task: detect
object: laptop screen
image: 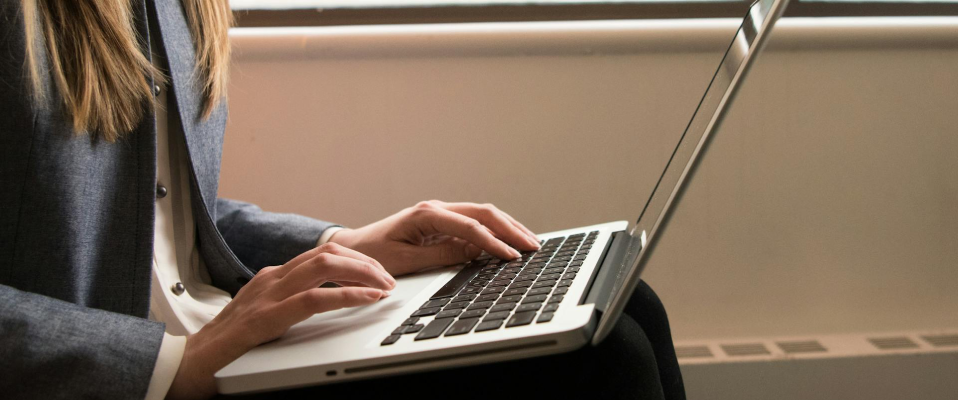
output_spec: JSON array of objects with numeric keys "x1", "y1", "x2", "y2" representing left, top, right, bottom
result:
[{"x1": 593, "y1": 0, "x2": 789, "y2": 344}]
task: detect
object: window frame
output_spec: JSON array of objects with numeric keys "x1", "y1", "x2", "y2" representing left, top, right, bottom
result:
[{"x1": 233, "y1": 1, "x2": 958, "y2": 28}]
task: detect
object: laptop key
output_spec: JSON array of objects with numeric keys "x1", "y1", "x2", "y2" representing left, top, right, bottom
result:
[
  {"x1": 411, "y1": 307, "x2": 441, "y2": 317},
  {"x1": 484, "y1": 311, "x2": 511, "y2": 321},
  {"x1": 528, "y1": 287, "x2": 552, "y2": 296},
  {"x1": 435, "y1": 309, "x2": 462, "y2": 319},
  {"x1": 500, "y1": 295, "x2": 523, "y2": 303},
  {"x1": 422, "y1": 298, "x2": 450, "y2": 309},
  {"x1": 537, "y1": 312, "x2": 555, "y2": 323},
  {"x1": 521, "y1": 295, "x2": 548, "y2": 304},
  {"x1": 553, "y1": 287, "x2": 569, "y2": 296},
  {"x1": 476, "y1": 294, "x2": 499, "y2": 303},
  {"x1": 509, "y1": 281, "x2": 533, "y2": 289},
  {"x1": 475, "y1": 320, "x2": 504, "y2": 332},
  {"x1": 461, "y1": 287, "x2": 482, "y2": 295},
  {"x1": 445, "y1": 318, "x2": 481, "y2": 336},
  {"x1": 467, "y1": 301, "x2": 494, "y2": 311},
  {"x1": 557, "y1": 279, "x2": 574, "y2": 287},
  {"x1": 415, "y1": 318, "x2": 455, "y2": 340},
  {"x1": 531, "y1": 281, "x2": 556, "y2": 289},
  {"x1": 430, "y1": 261, "x2": 486, "y2": 300},
  {"x1": 444, "y1": 301, "x2": 470, "y2": 310},
  {"x1": 504, "y1": 288, "x2": 527, "y2": 297},
  {"x1": 401, "y1": 317, "x2": 419, "y2": 326},
  {"x1": 506, "y1": 311, "x2": 537, "y2": 327},
  {"x1": 548, "y1": 295, "x2": 564, "y2": 304},
  {"x1": 516, "y1": 303, "x2": 542, "y2": 313},
  {"x1": 460, "y1": 309, "x2": 487, "y2": 319},
  {"x1": 405, "y1": 324, "x2": 425, "y2": 334},
  {"x1": 490, "y1": 303, "x2": 517, "y2": 313},
  {"x1": 392, "y1": 326, "x2": 407, "y2": 335},
  {"x1": 381, "y1": 335, "x2": 402, "y2": 345},
  {"x1": 543, "y1": 303, "x2": 560, "y2": 313}
]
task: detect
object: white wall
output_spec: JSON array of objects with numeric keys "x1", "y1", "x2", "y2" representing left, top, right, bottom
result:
[{"x1": 221, "y1": 18, "x2": 958, "y2": 341}]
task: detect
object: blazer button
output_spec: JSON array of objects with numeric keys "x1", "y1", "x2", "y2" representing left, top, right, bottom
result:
[
  {"x1": 171, "y1": 282, "x2": 185, "y2": 296},
  {"x1": 156, "y1": 184, "x2": 168, "y2": 199},
  {"x1": 153, "y1": 84, "x2": 162, "y2": 96}
]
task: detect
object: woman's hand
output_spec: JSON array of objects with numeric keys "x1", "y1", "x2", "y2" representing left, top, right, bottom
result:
[
  {"x1": 166, "y1": 243, "x2": 395, "y2": 400},
  {"x1": 329, "y1": 200, "x2": 540, "y2": 277}
]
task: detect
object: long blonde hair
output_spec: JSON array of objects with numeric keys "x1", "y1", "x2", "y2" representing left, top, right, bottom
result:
[{"x1": 22, "y1": 0, "x2": 232, "y2": 142}]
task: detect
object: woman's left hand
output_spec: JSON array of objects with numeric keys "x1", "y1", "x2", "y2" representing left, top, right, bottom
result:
[{"x1": 329, "y1": 200, "x2": 540, "y2": 277}]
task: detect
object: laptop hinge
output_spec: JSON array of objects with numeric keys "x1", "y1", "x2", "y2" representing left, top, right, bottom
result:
[{"x1": 580, "y1": 230, "x2": 629, "y2": 313}]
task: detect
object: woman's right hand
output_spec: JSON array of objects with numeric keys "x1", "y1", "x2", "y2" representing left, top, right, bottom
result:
[{"x1": 166, "y1": 243, "x2": 395, "y2": 400}]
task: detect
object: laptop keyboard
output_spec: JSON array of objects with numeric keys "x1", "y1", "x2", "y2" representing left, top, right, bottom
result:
[{"x1": 381, "y1": 231, "x2": 598, "y2": 346}]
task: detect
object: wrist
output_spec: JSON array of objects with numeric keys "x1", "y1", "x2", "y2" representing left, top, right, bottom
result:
[{"x1": 167, "y1": 324, "x2": 248, "y2": 400}]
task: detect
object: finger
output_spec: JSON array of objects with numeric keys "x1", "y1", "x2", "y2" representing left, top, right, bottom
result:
[
  {"x1": 276, "y1": 287, "x2": 386, "y2": 327},
  {"x1": 441, "y1": 203, "x2": 539, "y2": 251},
  {"x1": 276, "y1": 242, "x2": 390, "y2": 280},
  {"x1": 497, "y1": 208, "x2": 540, "y2": 243},
  {"x1": 395, "y1": 239, "x2": 482, "y2": 273},
  {"x1": 279, "y1": 252, "x2": 395, "y2": 297},
  {"x1": 414, "y1": 205, "x2": 521, "y2": 260}
]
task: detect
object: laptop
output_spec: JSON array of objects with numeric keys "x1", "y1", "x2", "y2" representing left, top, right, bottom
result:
[{"x1": 216, "y1": 0, "x2": 789, "y2": 393}]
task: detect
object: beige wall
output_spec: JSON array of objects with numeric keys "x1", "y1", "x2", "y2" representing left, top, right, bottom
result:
[{"x1": 221, "y1": 18, "x2": 958, "y2": 341}]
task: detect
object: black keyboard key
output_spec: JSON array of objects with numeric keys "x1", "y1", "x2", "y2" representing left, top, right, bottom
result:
[
  {"x1": 557, "y1": 279, "x2": 574, "y2": 287},
  {"x1": 381, "y1": 335, "x2": 401, "y2": 345},
  {"x1": 509, "y1": 281, "x2": 534, "y2": 289},
  {"x1": 553, "y1": 287, "x2": 569, "y2": 295},
  {"x1": 537, "y1": 312, "x2": 555, "y2": 323},
  {"x1": 500, "y1": 295, "x2": 523, "y2": 303},
  {"x1": 436, "y1": 309, "x2": 462, "y2": 319},
  {"x1": 415, "y1": 318, "x2": 455, "y2": 340},
  {"x1": 504, "y1": 287, "x2": 528, "y2": 296},
  {"x1": 562, "y1": 273, "x2": 577, "y2": 280},
  {"x1": 543, "y1": 303, "x2": 560, "y2": 313},
  {"x1": 405, "y1": 323, "x2": 425, "y2": 333},
  {"x1": 402, "y1": 317, "x2": 419, "y2": 326},
  {"x1": 431, "y1": 261, "x2": 486, "y2": 300},
  {"x1": 481, "y1": 286, "x2": 506, "y2": 295},
  {"x1": 542, "y1": 268, "x2": 565, "y2": 275},
  {"x1": 445, "y1": 318, "x2": 481, "y2": 336},
  {"x1": 528, "y1": 287, "x2": 552, "y2": 296},
  {"x1": 522, "y1": 295, "x2": 548, "y2": 304},
  {"x1": 422, "y1": 298, "x2": 450, "y2": 309},
  {"x1": 574, "y1": 255, "x2": 588, "y2": 261},
  {"x1": 514, "y1": 274, "x2": 536, "y2": 282},
  {"x1": 516, "y1": 302, "x2": 542, "y2": 313},
  {"x1": 444, "y1": 301, "x2": 470, "y2": 310},
  {"x1": 467, "y1": 301, "x2": 494, "y2": 311},
  {"x1": 476, "y1": 294, "x2": 499, "y2": 302},
  {"x1": 539, "y1": 273, "x2": 562, "y2": 281},
  {"x1": 487, "y1": 279, "x2": 511, "y2": 287},
  {"x1": 460, "y1": 309, "x2": 487, "y2": 319},
  {"x1": 411, "y1": 307, "x2": 441, "y2": 317},
  {"x1": 475, "y1": 320, "x2": 503, "y2": 332},
  {"x1": 484, "y1": 311, "x2": 511, "y2": 321},
  {"x1": 506, "y1": 311, "x2": 537, "y2": 327},
  {"x1": 566, "y1": 267, "x2": 580, "y2": 273},
  {"x1": 461, "y1": 287, "x2": 483, "y2": 295},
  {"x1": 452, "y1": 294, "x2": 476, "y2": 303},
  {"x1": 490, "y1": 303, "x2": 517, "y2": 312},
  {"x1": 548, "y1": 295, "x2": 564, "y2": 303},
  {"x1": 532, "y1": 281, "x2": 557, "y2": 289},
  {"x1": 392, "y1": 326, "x2": 407, "y2": 335}
]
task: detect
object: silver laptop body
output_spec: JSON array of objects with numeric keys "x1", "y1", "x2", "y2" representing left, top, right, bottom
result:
[{"x1": 216, "y1": 0, "x2": 789, "y2": 393}]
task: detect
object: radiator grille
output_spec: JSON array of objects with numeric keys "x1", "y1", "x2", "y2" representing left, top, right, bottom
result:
[
  {"x1": 922, "y1": 334, "x2": 958, "y2": 347},
  {"x1": 869, "y1": 337, "x2": 920, "y2": 350},
  {"x1": 777, "y1": 340, "x2": 827, "y2": 354},
  {"x1": 675, "y1": 345, "x2": 713, "y2": 358},
  {"x1": 721, "y1": 343, "x2": 770, "y2": 356}
]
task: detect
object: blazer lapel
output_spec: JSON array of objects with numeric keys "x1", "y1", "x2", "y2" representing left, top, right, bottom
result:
[{"x1": 149, "y1": 0, "x2": 229, "y2": 214}]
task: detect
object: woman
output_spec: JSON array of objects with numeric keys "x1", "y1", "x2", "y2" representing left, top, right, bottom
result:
[{"x1": 0, "y1": 1, "x2": 685, "y2": 399}]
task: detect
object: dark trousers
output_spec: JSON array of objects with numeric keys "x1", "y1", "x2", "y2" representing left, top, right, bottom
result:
[{"x1": 233, "y1": 280, "x2": 685, "y2": 400}]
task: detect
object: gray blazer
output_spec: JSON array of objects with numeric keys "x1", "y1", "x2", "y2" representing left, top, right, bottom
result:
[{"x1": 0, "y1": 0, "x2": 337, "y2": 398}]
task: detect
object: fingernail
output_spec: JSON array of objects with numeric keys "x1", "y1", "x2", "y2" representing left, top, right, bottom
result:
[
  {"x1": 365, "y1": 289, "x2": 383, "y2": 300},
  {"x1": 510, "y1": 249, "x2": 521, "y2": 259},
  {"x1": 527, "y1": 236, "x2": 540, "y2": 249},
  {"x1": 381, "y1": 290, "x2": 391, "y2": 298}
]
